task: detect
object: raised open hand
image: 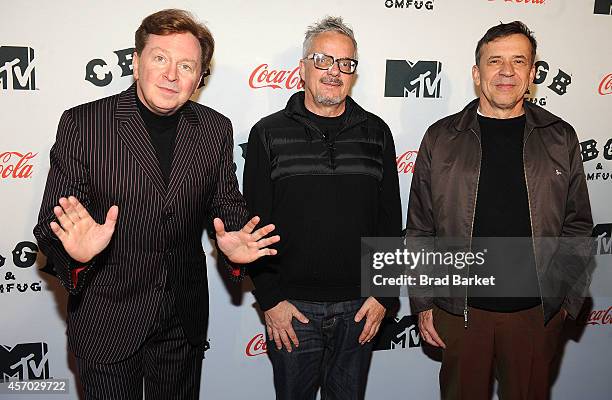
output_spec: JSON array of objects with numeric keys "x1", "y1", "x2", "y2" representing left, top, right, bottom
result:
[
  {"x1": 214, "y1": 216, "x2": 280, "y2": 264},
  {"x1": 49, "y1": 196, "x2": 118, "y2": 263}
]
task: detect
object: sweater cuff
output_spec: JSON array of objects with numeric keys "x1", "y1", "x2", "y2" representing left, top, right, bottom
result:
[
  {"x1": 374, "y1": 296, "x2": 399, "y2": 311},
  {"x1": 253, "y1": 287, "x2": 286, "y2": 312}
]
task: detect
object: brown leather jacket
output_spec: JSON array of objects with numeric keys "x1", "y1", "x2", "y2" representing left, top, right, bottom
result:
[{"x1": 406, "y1": 99, "x2": 593, "y2": 325}]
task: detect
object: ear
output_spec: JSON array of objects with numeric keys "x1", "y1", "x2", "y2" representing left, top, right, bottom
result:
[
  {"x1": 132, "y1": 52, "x2": 140, "y2": 80},
  {"x1": 299, "y1": 59, "x2": 306, "y2": 82},
  {"x1": 472, "y1": 64, "x2": 480, "y2": 87},
  {"x1": 528, "y1": 62, "x2": 536, "y2": 85}
]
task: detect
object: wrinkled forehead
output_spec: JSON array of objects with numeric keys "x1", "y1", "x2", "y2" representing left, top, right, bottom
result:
[{"x1": 481, "y1": 34, "x2": 533, "y2": 61}]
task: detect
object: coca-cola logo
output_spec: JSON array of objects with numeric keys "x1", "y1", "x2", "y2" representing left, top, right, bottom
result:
[
  {"x1": 249, "y1": 64, "x2": 303, "y2": 90},
  {"x1": 245, "y1": 333, "x2": 267, "y2": 357},
  {"x1": 396, "y1": 150, "x2": 418, "y2": 174},
  {"x1": 0, "y1": 152, "x2": 37, "y2": 179},
  {"x1": 598, "y1": 74, "x2": 612, "y2": 96},
  {"x1": 583, "y1": 306, "x2": 612, "y2": 326}
]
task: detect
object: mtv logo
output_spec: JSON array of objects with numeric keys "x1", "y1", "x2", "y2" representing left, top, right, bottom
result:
[
  {"x1": 373, "y1": 315, "x2": 421, "y2": 351},
  {"x1": 0, "y1": 342, "x2": 50, "y2": 382},
  {"x1": 592, "y1": 223, "x2": 612, "y2": 255},
  {"x1": 385, "y1": 60, "x2": 442, "y2": 98},
  {"x1": 0, "y1": 46, "x2": 36, "y2": 90},
  {"x1": 594, "y1": 0, "x2": 612, "y2": 15}
]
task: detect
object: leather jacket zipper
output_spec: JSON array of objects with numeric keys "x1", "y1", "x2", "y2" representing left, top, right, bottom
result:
[
  {"x1": 522, "y1": 126, "x2": 546, "y2": 319},
  {"x1": 466, "y1": 128, "x2": 483, "y2": 328}
]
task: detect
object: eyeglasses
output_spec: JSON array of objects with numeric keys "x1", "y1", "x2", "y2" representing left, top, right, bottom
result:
[{"x1": 304, "y1": 53, "x2": 358, "y2": 74}]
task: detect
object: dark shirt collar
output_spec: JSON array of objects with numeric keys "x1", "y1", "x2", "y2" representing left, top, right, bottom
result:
[{"x1": 304, "y1": 106, "x2": 346, "y2": 124}]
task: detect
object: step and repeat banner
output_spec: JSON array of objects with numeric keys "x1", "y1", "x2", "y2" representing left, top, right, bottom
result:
[{"x1": 1, "y1": 1, "x2": 611, "y2": 399}]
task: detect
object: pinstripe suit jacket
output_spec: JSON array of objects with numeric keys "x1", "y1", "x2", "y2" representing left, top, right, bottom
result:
[{"x1": 34, "y1": 83, "x2": 248, "y2": 363}]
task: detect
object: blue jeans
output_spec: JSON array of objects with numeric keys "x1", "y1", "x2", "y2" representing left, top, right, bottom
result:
[{"x1": 267, "y1": 299, "x2": 373, "y2": 400}]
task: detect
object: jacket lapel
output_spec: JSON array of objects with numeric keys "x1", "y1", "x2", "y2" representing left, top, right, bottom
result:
[
  {"x1": 165, "y1": 102, "x2": 200, "y2": 206},
  {"x1": 115, "y1": 84, "x2": 166, "y2": 197}
]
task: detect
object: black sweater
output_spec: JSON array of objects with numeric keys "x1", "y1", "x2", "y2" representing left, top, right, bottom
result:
[
  {"x1": 469, "y1": 113, "x2": 541, "y2": 312},
  {"x1": 243, "y1": 92, "x2": 402, "y2": 311}
]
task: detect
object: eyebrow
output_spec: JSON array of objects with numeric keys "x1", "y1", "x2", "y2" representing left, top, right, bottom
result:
[
  {"x1": 150, "y1": 47, "x2": 198, "y2": 64},
  {"x1": 487, "y1": 55, "x2": 528, "y2": 60}
]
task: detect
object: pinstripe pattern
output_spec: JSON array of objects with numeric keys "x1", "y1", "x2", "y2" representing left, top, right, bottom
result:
[
  {"x1": 76, "y1": 291, "x2": 203, "y2": 400},
  {"x1": 34, "y1": 83, "x2": 248, "y2": 364}
]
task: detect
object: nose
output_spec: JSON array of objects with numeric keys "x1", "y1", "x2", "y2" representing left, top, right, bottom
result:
[
  {"x1": 499, "y1": 60, "x2": 514, "y2": 77},
  {"x1": 163, "y1": 63, "x2": 178, "y2": 81},
  {"x1": 326, "y1": 61, "x2": 341, "y2": 76}
]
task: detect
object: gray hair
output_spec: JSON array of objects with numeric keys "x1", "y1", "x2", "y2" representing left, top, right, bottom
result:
[{"x1": 302, "y1": 16, "x2": 358, "y2": 59}]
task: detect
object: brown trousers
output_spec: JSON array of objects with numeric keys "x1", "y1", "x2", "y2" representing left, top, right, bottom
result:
[{"x1": 433, "y1": 305, "x2": 565, "y2": 400}]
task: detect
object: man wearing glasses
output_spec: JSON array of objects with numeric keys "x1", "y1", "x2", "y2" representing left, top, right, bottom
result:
[{"x1": 243, "y1": 16, "x2": 401, "y2": 400}]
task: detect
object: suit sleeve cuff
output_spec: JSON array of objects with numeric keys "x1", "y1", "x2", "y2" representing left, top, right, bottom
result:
[{"x1": 218, "y1": 251, "x2": 245, "y2": 282}]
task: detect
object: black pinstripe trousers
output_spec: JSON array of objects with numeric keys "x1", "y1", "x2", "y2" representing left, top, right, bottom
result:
[{"x1": 76, "y1": 290, "x2": 204, "y2": 400}]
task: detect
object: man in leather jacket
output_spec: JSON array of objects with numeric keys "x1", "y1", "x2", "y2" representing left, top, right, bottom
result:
[{"x1": 406, "y1": 21, "x2": 593, "y2": 400}]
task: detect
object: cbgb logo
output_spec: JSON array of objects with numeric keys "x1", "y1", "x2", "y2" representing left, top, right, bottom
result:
[
  {"x1": 0, "y1": 241, "x2": 39, "y2": 270},
  {"x1": 581, "y1": 138, "x2": 612, "y2": 163},
  {"x1": 530, "y1": 60, "x2": 571, "y2": 96},
  {"x1": 85, "y1": 47, "x2": 135, "y2": 87},
  {"x1": 579, "y1": 138, "x2": 612, "y2": 182},
  {"x1": 12, "y1": 241, "x2": 38, "y2": 269}
]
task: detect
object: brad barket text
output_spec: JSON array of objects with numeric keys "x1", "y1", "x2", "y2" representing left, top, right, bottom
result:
[{"x1": 372, "y1": 274, "x2": 496, "y2": 287}]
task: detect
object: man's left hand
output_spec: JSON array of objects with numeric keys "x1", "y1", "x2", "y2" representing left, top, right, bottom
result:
[
  {"x1": 214, "y1": 216, "x2": 280, "y2": 264},
  {"x1": 354, "y1": 297, "x2": 386, "y2": 345}
]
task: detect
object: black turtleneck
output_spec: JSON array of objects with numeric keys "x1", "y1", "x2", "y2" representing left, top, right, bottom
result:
[{"x1": 136, "y1": 96, "x2": 180, "y2": 185}]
